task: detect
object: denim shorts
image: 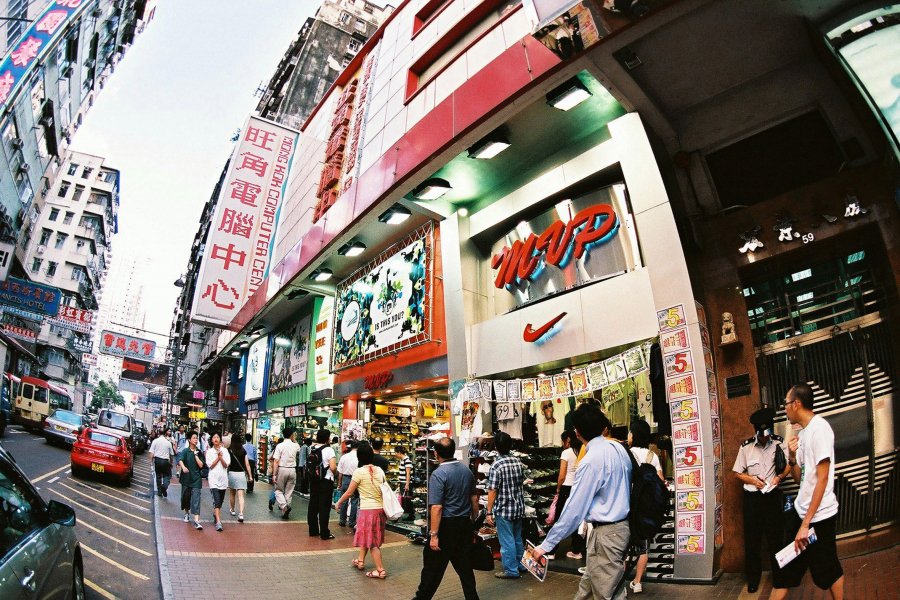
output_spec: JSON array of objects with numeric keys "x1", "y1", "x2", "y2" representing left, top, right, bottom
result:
[{"x1": 210, "y1": 488, "x2": 226, "y2": 509}]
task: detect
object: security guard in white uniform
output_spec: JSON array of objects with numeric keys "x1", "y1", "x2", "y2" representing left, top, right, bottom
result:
[{"x1": 732, "y1": 408, "x2": 792, "y2": 594}]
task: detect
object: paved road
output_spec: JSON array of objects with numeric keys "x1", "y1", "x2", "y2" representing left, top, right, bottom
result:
[{"x1": 1, "y1": 425, "x2": 161, "y2": 600}]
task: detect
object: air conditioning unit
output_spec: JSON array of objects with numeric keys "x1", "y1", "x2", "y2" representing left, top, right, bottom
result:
[
  {"x1": 37, "y1": 245, "x2": 45, "y2": 254},
  {"x1": 83, "y1": 58, "x2": 95, "y2": 69},
  {"x1": 91, "y1": 8, "x2": 103, "y2": 18},
  {"x1": 62, "y1": 66, "x2": 73, "y2": 79},
  {"x1": 10, "y1": 138, "x2": 23, "y2": 150}
]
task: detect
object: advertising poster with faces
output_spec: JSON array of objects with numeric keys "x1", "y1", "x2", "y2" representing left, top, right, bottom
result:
[
  {"x1": 245, "y1": 336, "x2": 268, "y2": 401},
  {"x1": 269, "y1": 314, "x2": 312, "y2": 392}
]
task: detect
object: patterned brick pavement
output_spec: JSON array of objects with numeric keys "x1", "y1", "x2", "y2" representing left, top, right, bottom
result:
[{"x1": 155, "y1": 476, "x2": 898, "y2": 600}]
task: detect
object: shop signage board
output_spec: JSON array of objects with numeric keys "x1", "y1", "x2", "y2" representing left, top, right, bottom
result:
[
  {"x1": 188, "y1": 411, "x2": 207, "y2": 419},
  {"x1": 314, "y1": 297, "x2": 334, "y2": 391},
  {"x1": 269, "y1": 313, "x2": 312, "y2": 393},
  {"x1": 247, "y1": 408, "x2": 259, "y2": 420},
  {"x1": 364, "y1": 371, "x2": 393, "y2": 390},
  {"x1": 1, "y1": 305, "x2": 44, "y2": 322},
  {"x1": 192, "y1": 115, "x2": 300, "y2": 327},
  {"x1": 284, "y1": 404, "x2": 307, "y2": 418},
  {"x1": 99, "y1": 330, "x2": 156, "y2": 360},
  {"x1": 171, "y1": 404, "x2": 180, "y2": 416},
  {"x1": 193, "y1": 390, "x2": 205, "y2": 400},
  {"x1": 81, "y1": 353, "x2": 97, "y2": 366},
  {"x1": 121, "y1": 358, "x2": 171, "y2": 386},
  {"x1": 0, "y1": 241, "x2": 13, "y2": 281},
  {"x1": 3, "y1": 324, "x2": 36, "y2": 342},
  {"x1": 48, "y1": 305, "x2": 93, "y2": 334},
  {"x1": 245, "y1": 336, "x2": 267, "y2": 401},
  {"x1": 0, "y1": 277, "x2": 61, "y2": 317},
  {"x1": 72, "y1": 336, "x2": 92, "y2": 353},
  {"x1": 489, "y1": 186, "x2": 639, "y2": 309},
  {"x1": 332, "y1": 225, "x2": 432, "y2": 370}
]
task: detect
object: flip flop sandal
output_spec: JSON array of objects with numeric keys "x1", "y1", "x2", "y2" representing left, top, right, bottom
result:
[
  {"x1": 351, "y1": 559, "x2": 365, "y2": 570},
  {"x1": 366, "y1": 569, "x2": 386, "y2": 579}
]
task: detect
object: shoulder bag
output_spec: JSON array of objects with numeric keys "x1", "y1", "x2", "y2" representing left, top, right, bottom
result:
[{"x1": 369, "y1": 466, "x2": 404, "y2": 519}]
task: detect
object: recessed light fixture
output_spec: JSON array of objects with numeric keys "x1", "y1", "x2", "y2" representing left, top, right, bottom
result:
[
  {"x1": 384, "y1": 389, "x2": 392, "y2": 393},
  {"x1": 458, "y1": 207, "x2": 468, "y2": 217},
  {"x1": 310, "y1": 268, "x2": 333, "y2": 282},
  {"x1": 467, "y1": 130, "x2": 511, "y2": 160},
  {"x1": 412, "y1": 178, "x2": 451, "y2": 201},
  {"x1": 538, "y1": 373, "x2": 546, "y2": 377},
  {"x1": 338, "y1": 240, "x2": 366, "y2": 256},
  {"x1": 230, "y1": 351, "x2": 240, "y2": 357},
  {"x1": 239, "y1": 342, "x2": 249, "y2": 349},
  {"x1": 378, "y1": 204, "x2": 412, "y2": 225},
  {"x1": 546, "y1": 77, "x2": 592, "y2": 111}
]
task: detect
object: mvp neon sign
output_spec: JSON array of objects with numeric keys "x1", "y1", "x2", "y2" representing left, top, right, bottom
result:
[{"x1": 490, "y1": 204, "x2": 618, "y2": 289}]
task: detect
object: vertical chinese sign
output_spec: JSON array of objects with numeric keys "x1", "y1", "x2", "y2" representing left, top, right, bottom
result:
[{"x1": 192, "y1": 116, "x2": 300, "y2": 327}]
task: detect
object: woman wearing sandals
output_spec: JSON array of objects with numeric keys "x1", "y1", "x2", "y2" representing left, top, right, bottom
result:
[
  {"x1": 334, "y1": 442, "x2": 388, "y2": 579},
  {"x1": 227, "y1": 433, "x2": 252, "y2": 522}
]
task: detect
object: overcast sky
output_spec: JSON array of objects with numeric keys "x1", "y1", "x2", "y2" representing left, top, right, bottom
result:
[{"x1": 71, "y1": 0, "x2": 319, "y2": 344}]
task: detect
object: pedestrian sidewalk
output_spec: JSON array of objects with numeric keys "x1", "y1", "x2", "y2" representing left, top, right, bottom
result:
[{"x1": 153, "y1": 476, "x2": 898, "y2": 600}]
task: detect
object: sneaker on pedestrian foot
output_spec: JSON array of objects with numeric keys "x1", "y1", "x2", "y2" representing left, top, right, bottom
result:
[
  {"x1": 230, "y1": 509, "x2": 236, "y2": 516},
  {"x1": 269, "y1": 500, "x2": 274, "y2": 511},
  {"x1": 630, "y1": 581, "x2": 642, "y2": 594},
  {"x1": 238, "y1": 515, "x2": 244, "y2": 523},
  {"x1": 194, "y1": 522, "x2": 203, "y2": 531},
  {"x1": 163, "y1": 490, "x2": 168, "y2": 498},
  {"x1": 578, "y1": 567, "x2": 586, "y2": 575},
  {"x1": 183, "y1": 514, "x2": 190, "y2": 523},
  {"x1": 216, "y1": 522, "x2": 223, "y2": 532}
]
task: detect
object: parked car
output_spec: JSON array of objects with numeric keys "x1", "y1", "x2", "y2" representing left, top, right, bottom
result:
[
  {"x1": 43, "y1": 409, "x2": 89, "y2": 446},
  {"x1": 71, "y1": 428, "x2": 134, "y2": 486},
  {"x1": 133, "y1": 420, "x2": 149, "y2": 454},
  {"x1": 0, "y1": 441, "x2": 84, "y2": 599},
  {"x1": 94, "y1": 409, "x2": 135, "y2": 452},
  {"x1": 0, "y1": 373, "x2": 16, "y2": 438}
]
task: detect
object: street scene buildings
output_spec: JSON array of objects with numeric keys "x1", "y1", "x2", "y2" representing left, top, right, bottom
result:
[{"x1": 1, "y1": 1, "x2": 899, "y2": 600}]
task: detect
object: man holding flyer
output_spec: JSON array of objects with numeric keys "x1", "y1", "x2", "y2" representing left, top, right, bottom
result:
[
  {"x1": 771, "y1": 383, "x2": 844, "y2": 600},
  {"x1": 532, "y1": 405, "x2": 631, "y2": 599}
]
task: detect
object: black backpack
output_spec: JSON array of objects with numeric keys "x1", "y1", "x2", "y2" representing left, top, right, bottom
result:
[
  {"x1": 305, "y1": 444, "x2": 328, "y2": 481},
  {"x1": 621, "y1": 443, "x2": 669, "y2": 542}
]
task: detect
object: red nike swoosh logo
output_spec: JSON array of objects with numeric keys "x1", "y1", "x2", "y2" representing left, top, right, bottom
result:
[{"x1": 523, "y1": 312, "x2": 567, "y2": 342}]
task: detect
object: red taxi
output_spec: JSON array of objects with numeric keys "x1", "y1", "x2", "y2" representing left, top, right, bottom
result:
[{"x1": 71, "y1": 427, "x2": 134, "y2": 485}]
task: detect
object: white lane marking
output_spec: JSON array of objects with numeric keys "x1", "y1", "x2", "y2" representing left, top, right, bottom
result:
[
  {"x1": 31, "y1": 464, "x2": 70, "y2": 483},
  {"x1": 82, "y1": 544, "x2": 150, "y2": 580},
  {"x1": 43, "y1": 488, "x2": 149, "y2": 536},
  {"x1": 48, "y1": 476, "x2": 59, "y2": 483},
  {"x1": 77, "y1": 519, "x2": 152, "y2": 556},
  {"x1": 84, "y1": 479, "x2": 151, "y2": 504},
  {"x1": 66, "y1": 469, "x2": 71, "y2": 474},
  {"x1": 57, "y1": 482, "x2": 151, "y2": 523},
  {"x1": 69, "y1": 480, "x2": 151, "y2": 511},
  {"x1": 85, "y1": 578, "x2": 121, "y2": 600}
]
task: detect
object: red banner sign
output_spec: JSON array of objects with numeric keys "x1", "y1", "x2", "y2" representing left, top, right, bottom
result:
[
  {"x1": 50, "y1": 305, "x2": 93, "y2": 333},
  {"x1": 364, "y1": 371, "x2": 393, "y2": 390}
]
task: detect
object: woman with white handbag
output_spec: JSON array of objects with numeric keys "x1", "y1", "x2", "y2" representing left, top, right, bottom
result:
[{"x1": 335, "y1": 442, "x2": 401, "y2": 579}]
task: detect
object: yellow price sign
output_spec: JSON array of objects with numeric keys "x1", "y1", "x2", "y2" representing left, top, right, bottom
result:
[{"x1": 188, "y1": 411, "x2": 207, "y2": 419}]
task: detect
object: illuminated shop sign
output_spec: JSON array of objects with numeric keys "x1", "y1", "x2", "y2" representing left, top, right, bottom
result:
[{"x1": 489, "y1": 183, "x2": 640, "y2": 308}]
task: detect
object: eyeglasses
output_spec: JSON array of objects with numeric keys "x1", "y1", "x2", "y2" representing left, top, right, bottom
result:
[{"x1": 783, "y1": 399, "x2": 798, "y2": 409}]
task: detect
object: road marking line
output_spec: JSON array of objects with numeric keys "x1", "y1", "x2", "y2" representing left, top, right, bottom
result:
[
  {"x1": 48, "y1": 476, "x2": 59, "y2": 483},
  {"x1": 31, "y1": 464, "x2": 70, "y2": 483},
  {"x1": 86, "y1": 480, "x2": 151, "y2": 504},
  {"x1": 70, "y1": 481, "x2": 151, "y2": 511},
  {"x1": 167, "y1": 540, "x2": 409, "y2": 558},
  {"x1": 82, "y1": 544, "x2": 150, "y2": 580},
  {"x1": 84, "y1": 578, "x2": 120, "y2": 600},
  {"x1": 66, "y1": 469, "x2": 71, "y2": 474},
  {"x1": 78, "y1": 519, "x2": 152, "y2": 556},
  {"x1": 43, "y1": 489, "x2": 149, "y2": 536},
  {"x1": 58, "y1": 482, "x2": 151, "y2": 523}
]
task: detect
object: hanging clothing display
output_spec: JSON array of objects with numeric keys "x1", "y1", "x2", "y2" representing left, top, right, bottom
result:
[
  {"x1": 649, "y1": 342, "x2": 671, "y2": 436},
  {"x1": 531, "y1": 397, "x2": 569, "y2": 447}
]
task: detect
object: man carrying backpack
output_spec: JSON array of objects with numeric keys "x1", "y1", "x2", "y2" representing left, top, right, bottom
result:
[
  {"x1": 307, "y1": 428, "x2": 338, "y2": 539},
  {"x1": 533, "y1": 405, "x2": 632, "y2": 600}
]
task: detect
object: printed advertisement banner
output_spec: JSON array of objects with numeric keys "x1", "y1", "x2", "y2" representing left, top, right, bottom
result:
[
  {"x1": 332, "y1": 228, "x2": 431, "y2": 370},
  {"x1": 121, "y1": 358, "x2": 171, "y2": 387},
  {"x1": 245, "y1": 336, "x2": 267, "y2": 401},
  {"x1": 269, "y1": 314, "x2": 312, "y2": 393},
  {"x1": 99, "y1": 330, "x2": 156, "y2": 360},
  {"x1": 192, "y1": 115, "x2": 300, "y2": 327},
  {"x1": 0, "y1": 277, "x2": 61, "y2": 317}
]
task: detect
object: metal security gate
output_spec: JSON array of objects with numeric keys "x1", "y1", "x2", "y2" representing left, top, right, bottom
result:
[{"x1": 758, "y1": 318, "x2": 900, "y2": 535}]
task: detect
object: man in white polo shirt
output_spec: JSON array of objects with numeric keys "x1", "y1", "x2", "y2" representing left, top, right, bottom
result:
[{"x1": 771, "y1": 383, "x2": 843, "y2": 600}]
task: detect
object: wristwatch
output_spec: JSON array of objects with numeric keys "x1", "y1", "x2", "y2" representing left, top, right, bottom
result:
[
  {"x1": 430, "y1": 531, "x2": 439, "y2": 537},
  {"x1": 789, "y1": 459, "x2": 797, "y2": 467}
]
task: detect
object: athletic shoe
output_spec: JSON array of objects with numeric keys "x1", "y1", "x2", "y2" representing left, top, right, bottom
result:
[
  {"x1": 630, "y1": 581, "x2": 642, "y2": 594},
  {"x1": 215, "y1": 522, "x2": 223, "y2": 532},
  {"x1": 238, "y1": 515, "x2": 244, "y2": 523},
  {"x1": 162, "y1": 490, "x2": 167, "y2": 498},
  {"x1": 495, "y1": 573, "x2": 520, "y2": 579},
  {"x1": 269, "y1": 499, "x2": 274, "y2": 511},
  {"x1": 183, "y1": 514, "x2": 190, "y2": 523},
  {"x1": 194, "y1": 522, "x2": 203, "y2": 530},
  {"x1": 578, "y1": 567, "x2": 586, "y2": 575},
  {"x1": 230, "y1": 509, "x2": 236, "y2": 516}
]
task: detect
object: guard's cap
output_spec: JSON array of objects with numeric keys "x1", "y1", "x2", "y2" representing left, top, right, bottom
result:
[{"x1": 750, "y1": 408, "x2": 775, "y2": 432}]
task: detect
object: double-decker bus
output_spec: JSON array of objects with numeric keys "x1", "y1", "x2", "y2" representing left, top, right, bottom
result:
[{"x1": 12, "y1": 377, "x2": 72, "y2": 431}]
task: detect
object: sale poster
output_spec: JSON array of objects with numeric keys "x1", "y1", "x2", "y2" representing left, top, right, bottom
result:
[
  {"x1": 715, "y1": 526, "x2": 724, "y2": 550},
  {"x1": 667, "y1": 374, "x2": 697, "y2": 401},
  {"x1": 657, "y1": 304, "x2": 686, "y2": 332},
  {"x1": 712, "y1": 416, "x2": 721, "y2": 441},
  {"x1": 538, "y1": 377, "x2": 554, "y2": 400},
  {"x1": 677, "y1": 511, "x2": 705, "y2": 534},
  {"x1": 664, "y1": 350, "x2": 694, "y2": 378},
  {"x1": 674, "y1": 445, "x2": 703, "y2": 469},
  {"x1": 709, "y1": 392, "x2": 719, "y2": 416},
  {"x1": 675, "y1": 466, "x2": 704, "y2": 490},
  {"x1": 604, "y1": 355, "x2": 627, "y2": 384},
  {"x1": 553, "y1": 373, "x2": 571, "y2": 397},
  {"x1": 671, "y1": 397, "x2": 699, "y2": 424},
  {"x1": 522, "y1": 379, "x2": 537, "y2": 400},
  {"x1": 676, "y1": 490, "x2": 705, "y2": 513},
  {"x1": 716, "y1": 483, "x2": 723, "y2": 505},
  {"x1": 493, "y1": 380, "x2": 507, "y2": 401},
  {"x1": 569, "y1": 368, "x2": 590, "y2": 394},
  {"x1": 661, "y1": 326, "x2": 690, "y2": 355},
  {"x1": 673, "y1": 420, "x2": 702, "y2": 446},
  {"x1": 677, "y1": 533, "x2": 706, "y2": 555},
  {"x1": 699, "y1": 323, "x2": 712, "y2": 349},
  {"x1": 588, "y1": 362, "x2": 608, "y2": 389}
]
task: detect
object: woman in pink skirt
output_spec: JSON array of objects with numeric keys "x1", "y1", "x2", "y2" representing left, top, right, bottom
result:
[{"x1": 334, "y1": 442, "x2": 388, "y2": 578}]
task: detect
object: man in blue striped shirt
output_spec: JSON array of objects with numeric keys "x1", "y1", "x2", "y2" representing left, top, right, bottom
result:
[
  {"x1": 533, "y1": 405, "x2": 632, "y2": 600},
  {"x1": 486, "y1": 431, "x2": 526, "y2": 578}
]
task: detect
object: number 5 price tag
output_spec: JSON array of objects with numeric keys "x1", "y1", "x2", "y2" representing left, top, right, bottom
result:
[
  {"x1": 675, "y1": 444, "x2": 703, "y2": 468},
  {"x1": 664, "y1": 351, "x2": 694, "y2": 378}
]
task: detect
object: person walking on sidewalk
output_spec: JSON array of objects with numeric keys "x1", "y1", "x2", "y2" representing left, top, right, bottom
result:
[
  {"x1": 150, "y1": 428, "x2": 175, "y2": 498},
  {"x1": 335, "y1": 443, "x2": 389, "y2": 579},
  {"x1": 206, "y1": 432, "x2": 231, "y2": 531},
  {"x1": 298, "y1": 436, "x2": 311, "y2": 497},
  {"x1": 410, "y1": 436, "x2": 480, "y2": 600},
  {"x1": 338, "y1": 439, "x2": 360, "y2": 528},
  {"x1": 174, "y1": 425, "x2": 187, "y2": 454},
  {"x1": 177, "y1": 431, "x2": 206, "y2": 530},
  {"x1": 733, "y1": 408, "x2": 791, "y2": 594},
  {"x1": 227, "y1": 435, "x2": 252, "y2": 522},
  {"x1": 395, "y1": 445, "x2": 414, "y2": 521},
  {"x1": 532, "y1": 405, "x2": 632, "y2": 600},
  {"x1": 268, "y1": 436, "x2": 283, "y2": 510},
  {"x1": 628, "y1": 420, "x2": 665, "y2": 595},
  {"x1": 546, "y1": 430, "x2": 585, "y2": 561},
  {"x1": 486, "y1": 431, "x2": 526, "y2": 579},
  {"x1": 307, "y1": 428, "x2": 338, "y2": 539},
  {"x1": 771, "y1": 383, "x2": 845, "y2": 600},
  {"x1": 272, "y1": 427, "x2": 301, "y2": 520},
  {"x1": 243, "y1": 433, "x2": 257, "y2": 493}
]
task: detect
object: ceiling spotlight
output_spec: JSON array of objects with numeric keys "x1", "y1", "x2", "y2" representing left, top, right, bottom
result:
[
  {"x1": 458, "y1": 207, "x2": 469, "y2": 217},
  {"x1": 546, "y1": 77, "x2": 592, "y2": 111},
  {"x1": 412, "y1": 178, "x2": 451, "y2": 201},
  {"x1": 310, "y1": 268, "x2": 333, "y2": 282},
  {"x1": 230, "y1": 351, "x2": 240, "y2": 357},
  {"x1": 337, "y1": 240, "x2": 366, "y2": 256},
  {"x1": 239, "y1": 342, "x2": 249, "y2": 349},
  {"x1": 468, "y1": 130, "x2": 511, "y2": 160},
  {"x1": 377, "y1": 204, "x2": 412, "y2": 225},
  {"x1": 286, "y1": 288, "x2": 309, "y2": 300}
]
